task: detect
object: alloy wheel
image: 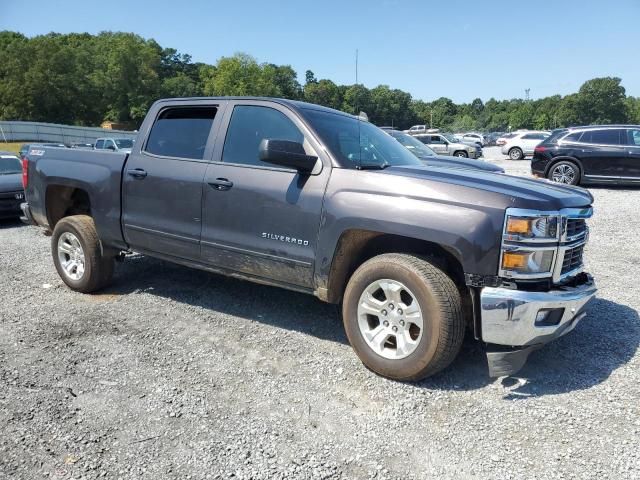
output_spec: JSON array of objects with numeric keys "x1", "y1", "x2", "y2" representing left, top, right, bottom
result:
[
  {"x1": 356, "y1": 279, "x2": 424, "y2": 360},
  {"x1": 57, "y1": 232, "x2": 86, "y2": 281}
]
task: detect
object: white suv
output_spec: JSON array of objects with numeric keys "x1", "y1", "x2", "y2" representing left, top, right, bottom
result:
[{"x1": 501, "y1": 131, "x2": 550, "y2": 160}]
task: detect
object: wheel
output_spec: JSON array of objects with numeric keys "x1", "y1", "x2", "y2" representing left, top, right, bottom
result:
[
  {"x1": 548, "y1": 161, "x2": 580, "y2": 185},
  {"x1": 342, "y1": 253, "x2": 464, "y2": 381},
  {"x1": 508, "y1": 147, "x2": 523, "y2": 160},
  {"x1": 454, "y1": 151, "x2": 468, "y2": 158},
  {"x1": 51, "y1": 215, "x2": 114, "y2": 293}
]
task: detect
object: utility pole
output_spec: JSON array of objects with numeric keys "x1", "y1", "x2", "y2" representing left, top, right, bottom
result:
[
  {"x1": 430, "y1": 111, "x2": 433, "y2": 128},
  {"x1": 355, "y1": 49, "x2": 358, "y2": 85}
]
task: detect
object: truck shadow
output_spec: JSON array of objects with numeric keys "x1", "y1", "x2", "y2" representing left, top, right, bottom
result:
[
  {"x1": 418, "y1": 298, "x2": 639, "y2": 398},
  {"x1": 0, "y1": 218, "x2": 24, "y2": 229},
  {"x1": 107, "y1": 255, "x2": 638, "y2": 397}
]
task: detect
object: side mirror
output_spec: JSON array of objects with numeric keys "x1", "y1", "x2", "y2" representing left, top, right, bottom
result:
[
  {"x1": 106, "y1": 144, "x2": 116, "y2": 151},
  {"x1": 259, "y1": 139, "x2": 317, "y2": 173}
]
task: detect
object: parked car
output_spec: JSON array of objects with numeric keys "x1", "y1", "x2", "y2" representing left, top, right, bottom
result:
[
  {"x1": 19, "y1": 143, "x2": 66, "y2": 158},
  {"x1": 94, "y1": 137, "x2": 135, "y2": 154},
  {"x1": 485, "y1": 132, "x2": 505, "y2": 147},
  {"x1": 405, "y1": 125, "x2": 428, "y2": 135},
  {"x1": 21, "y1": 96, "x2": 596, "y2": 380},
  {"x1": 531, "y1": 125, "x2": 640, "y2": 185},
  {"x1": 495, "y1": 132, "x2": 517, "y2": 146},
  {"x1": 461, "y1": 133, "x2": 486, "y2": 146},
  {"x1": 385, "y1": 129, "x2": 503, "y2": 173},
  {"x1": 501, "y1": 131, "x2": 550, "y2": 160},
  {"x1": 414, "y1": 133, "x2": 482, "y2": 158},
  {"x1": 0, "y1": 152, "x2": 25, "y2": 219}
]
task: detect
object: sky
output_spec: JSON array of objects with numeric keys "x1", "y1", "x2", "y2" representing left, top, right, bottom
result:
[{"x1": 2, "y1": 0, "x2": 639, "y2": 103}]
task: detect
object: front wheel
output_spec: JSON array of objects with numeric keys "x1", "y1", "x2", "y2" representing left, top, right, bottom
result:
[
  {"x1": 342, "y1": 253, "x2": 464, "y2": 381},
  {"x1": 508, "y1": 147, "x2": 524, "y2": 160},
  {"x1": 453, "y1": 151, "x2": 468, "y2": 158},
  {"x1": 548, "y1": 161, "x2": 580, "y2": 185},
  {"x1": 52, "y1": 215, "x2": 115, "y2": 293}
]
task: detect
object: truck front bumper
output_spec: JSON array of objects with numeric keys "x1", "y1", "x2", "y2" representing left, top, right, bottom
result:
[{"x1": 480, "y1": 274, "x2": 596, "y2": 376}]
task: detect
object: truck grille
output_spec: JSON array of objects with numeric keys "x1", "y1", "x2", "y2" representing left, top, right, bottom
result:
[
  {"x1": 561, "y1": 244, "x2": 585, "y2": 275},
  {"x1": 565, "y1": 218, "x2": 586, "y2": 240}
]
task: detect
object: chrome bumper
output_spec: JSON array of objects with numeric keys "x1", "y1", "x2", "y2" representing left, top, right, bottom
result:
[
  {"x1": 480, "y1": 275, "x2": 596, "y2": 347},
  {"x1": 20, "y1": 202, "x2": 36, "y2": 226}
]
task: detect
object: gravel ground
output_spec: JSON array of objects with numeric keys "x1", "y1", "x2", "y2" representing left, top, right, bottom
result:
[{"x1": 1, "y1": 152, "x2": 639, "y2": 479}]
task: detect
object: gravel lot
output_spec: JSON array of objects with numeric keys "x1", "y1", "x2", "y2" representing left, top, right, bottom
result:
[{"x1": 1, "y1": 150, "x2": 639, "y2": 479}]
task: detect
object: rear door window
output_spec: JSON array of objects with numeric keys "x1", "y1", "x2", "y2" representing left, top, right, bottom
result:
[
  {"x1": 95, "y1": 139, "x2": 104, "y2": 149},
  {"x1": 581, "y1": 129, "x2": 623, "y2": 145},
  {"x1": 625, "y1": 129, "x2": 640, "y2": 146},
  {"x1": 145, "y1": 107, "x2": 217, "y2": 160}
]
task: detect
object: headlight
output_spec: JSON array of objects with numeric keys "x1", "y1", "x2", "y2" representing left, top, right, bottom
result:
[
  {"x1": 504, "y1": 214, "x2": 559, "y2": 242},
  {"x1": 501, "y1": 249, "x2": 555, "y2": 275},
  {"x1": 500, "y1": 208, "x2": 561, "y2": 279}
]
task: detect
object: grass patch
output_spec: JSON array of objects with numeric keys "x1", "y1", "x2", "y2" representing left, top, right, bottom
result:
[{"x1": 0, "y1": 142, "x2": 23, "y2": 155}]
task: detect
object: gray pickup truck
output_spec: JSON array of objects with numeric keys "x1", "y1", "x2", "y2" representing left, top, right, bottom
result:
[{"x1": 21, "y1": 97, "x2": 597, "y2": 380}]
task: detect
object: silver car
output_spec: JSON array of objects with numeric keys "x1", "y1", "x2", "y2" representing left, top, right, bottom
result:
[
  {"x1": 414, "y1": 133, "x2": 481, "y2": 158},
  {"x1": 94, "y1": 137, "x2": 135, "y2": 154},
  {"x1": 500, "y1": 131, "x2": 550, "y2": 160}
]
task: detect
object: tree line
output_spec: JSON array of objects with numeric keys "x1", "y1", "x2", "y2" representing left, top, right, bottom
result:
[{"x1": 1, "y1": 31, "x2": 639, "y2": 131}]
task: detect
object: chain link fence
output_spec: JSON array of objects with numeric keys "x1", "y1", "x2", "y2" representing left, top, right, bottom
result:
[{"x1": 0, "y1": 121, "x2": 137, "y2": 144}]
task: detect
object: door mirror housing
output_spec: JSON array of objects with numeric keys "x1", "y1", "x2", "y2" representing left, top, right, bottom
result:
[
  {"x1": 259, "y1": 139, "x2": 317, "y2": 173},
  {"x1": 106, "y1": 144, "x2": 116, "y2": 151}
]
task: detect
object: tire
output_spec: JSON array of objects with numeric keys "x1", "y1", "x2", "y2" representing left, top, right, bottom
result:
[
  {"x1": 453, "y1": 151, "x2": 468, "y2": 158},
  {"x1": 508, "y1": 147, "x2": 523, "y2": 160},
  {"x1": 51, "y1": 215, "x2": 114, "y2": 293},
  {"x1": 342, "y1": 253, "x2": 464, "y2": 381},
  {"x1": 548, "y1": 160, "x2": 580, "y2": 185}
]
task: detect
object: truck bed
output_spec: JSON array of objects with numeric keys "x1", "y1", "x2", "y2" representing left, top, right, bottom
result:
[{"x1": 25, "y1": 147, "x2": 129, "y2": 249}]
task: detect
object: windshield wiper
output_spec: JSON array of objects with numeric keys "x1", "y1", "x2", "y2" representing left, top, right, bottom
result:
[{"x1": 357, "y1": 162, "x2": 390, "y2": 171}]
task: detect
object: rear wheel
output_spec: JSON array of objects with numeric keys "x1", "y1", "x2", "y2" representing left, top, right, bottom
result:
[
  {"x1": 52, "y1": 215, "x2": 114, "y2": 293},
  {"x1": 548, "y1": 161, "x2": 580, "y2": 185},
  {"x1": 453, "y1": 151, "x2": 468, "y2": 158},
  {"x1": 342, "y1": 253, "x2": 464, "y2": 381},
  {"x1": 508, "y1": 147, "x2": 524, "y2": 160}
]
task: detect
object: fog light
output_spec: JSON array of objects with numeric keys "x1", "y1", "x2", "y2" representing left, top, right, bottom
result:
[{"x1": 535, "y1": 308, "x2": 564, "y2": 326}]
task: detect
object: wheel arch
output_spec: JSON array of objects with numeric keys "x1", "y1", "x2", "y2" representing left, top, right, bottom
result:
[
  {"x1": 45, "y1": 184, "x2": 92, "y2": 229},
  {"x1": 544, "y1": 156, "x2": 584, "y2": 179},
  {"x1": 321, "y1": 229, "x2": 467, "y2": 305}
]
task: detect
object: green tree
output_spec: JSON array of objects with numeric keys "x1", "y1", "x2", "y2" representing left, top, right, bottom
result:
[
  {"x1": 575, "y1": 77, "x2": 627, "y2": 124},
  {"x1": 342, "y1": 84, "x2": 372, "y2": 115},
  {"x1": 305, "y1": 70, "x2": 317, "y2": 85},
  {"x1": 304, "y1": 79, "x2": 342, "y2": 109}
]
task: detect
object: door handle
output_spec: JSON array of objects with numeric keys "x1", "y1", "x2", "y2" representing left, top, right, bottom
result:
[
  {"x1": 127, "y1": 168, "x2": 147, "y2": 178},
  {"x1": 208, "y1": 178, "x2": 233, "y2": 191}
]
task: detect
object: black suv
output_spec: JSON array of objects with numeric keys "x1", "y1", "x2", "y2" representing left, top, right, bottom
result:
[{"x1": 531, "y1": 125, "x2": 640, "y2": 185}]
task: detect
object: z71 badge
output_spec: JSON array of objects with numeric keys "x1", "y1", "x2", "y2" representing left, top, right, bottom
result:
[{"x1": 262, "y1": 232, "x2": 309, "y2": 246}]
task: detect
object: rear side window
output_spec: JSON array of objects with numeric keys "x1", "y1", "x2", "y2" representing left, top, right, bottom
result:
[
  {"x1": 581, "y1": 129, "x2": 623, "y2": 146},
  {"x1": 145, "y1": 107, "x2": 217, "y2": 160},
  {"x1": 95, "y1": 140, "x2": 104, "y2": 149},
  {"x1": 222, "y1": 105, "x2": 304, "y2": 167},
  {"x1": 562, "y1": 132, "x2": 582, "y2": 143},
  {"x1": 522, "y1": 133, "x2": 546, "y2": 140}
]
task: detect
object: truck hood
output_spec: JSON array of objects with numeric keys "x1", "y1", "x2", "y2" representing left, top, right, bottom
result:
[
  {"x1": 384, "y1": 164, "x2": 593, "y2": 210},
  {"x1": 419, "y1": 155, "x2": 504, "y2": 173},
  {"x1": 0, "y1": 173, "x2": 23, "y2": 192}
]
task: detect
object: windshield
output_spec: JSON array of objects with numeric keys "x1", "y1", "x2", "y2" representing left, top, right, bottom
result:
[
  {"x1": 303, "y1": 109, "x2": 422, "y2": 169},
  {"x1": 115, "y1": 139, "x2": 134, "y2": 148},
  {"x1": 390, "y1": 131, "x2": 437, "y2": 157},
  {"x1": 0, "y1": 156, "x2": 22, "y2": 174},
  {"x1": 443, "y1": 134, "x2": 458, "y2": 143}
]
